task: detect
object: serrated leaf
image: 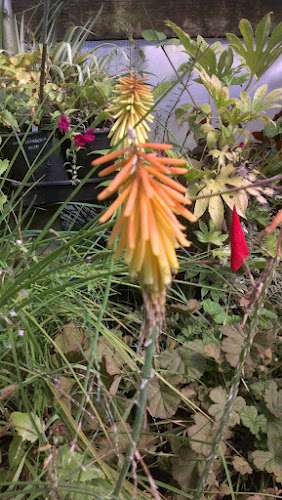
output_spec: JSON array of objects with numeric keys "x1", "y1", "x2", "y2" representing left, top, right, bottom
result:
[
  {"x1": 147, "y1": 377, "x2": 180, "y2": 418},
  {"x1": 188, "y1": 413, "x2": 213, "y2": 457},
  {"x1": 208, "y1": 386, "x2": 246, "y2": 427},
  {"x1": 252, "y1": 450, "x2": 282, "y2": 482},
  {"x1": 10, "y1": 412, "x2": 43, "y2": 443},
  {"x1": 232, "y1": 456, "x2": 252, "y2": 475},
  {"x1": 221, "y1": 325, "x2": 244, "y2": 367},
  {"x1": 240, "y1": 405, "x2": 267, "y2": 436},
  {"x1": 171, "y1": 444, "x2": 199, "y2": 492},
  {"x1": 265, "y1": 381, "x2": 282, "y2": 418}
]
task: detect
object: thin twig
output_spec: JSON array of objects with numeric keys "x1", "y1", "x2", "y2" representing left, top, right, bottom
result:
[{"x1": 39, "y1": 0, "x2": 49, "y2": 105}]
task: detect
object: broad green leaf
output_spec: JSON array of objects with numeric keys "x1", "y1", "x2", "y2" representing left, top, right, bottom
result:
[
  {"x1": 10, "y1": 412, "x2": 43, "y2": 443},
  {"x1": 255, "y1": 13, "x2": 271, "y2": 55},
  {"x1": 208, "y1": 193, "x2": 224, "y2": 229},
  {"x1": 141, "y1": 29, "x2": 167, "y2": 42},
  {"x1": 193, "y1": 188, "x2": 210, "y2": 219},
  {"x1": 239, "y1": 19, "x2": 254, "y2": 52}
]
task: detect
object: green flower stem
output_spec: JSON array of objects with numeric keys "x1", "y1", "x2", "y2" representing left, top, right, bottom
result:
[
  {"x1": 112, "y1": 315, "x2": 160, "y2": 498},
  {"x1": 195, "y1": 258, "x2": 277, "y2": 499}
]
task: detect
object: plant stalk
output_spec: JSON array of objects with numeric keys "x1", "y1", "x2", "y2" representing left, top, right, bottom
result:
[
  {"x1": 112, "y1": 292, "x2": 162, "y2": 499},
  {"x1": 195, "y1": 257, "x2": 278, "y2": 499},
  {"x1": 39, "y1": 0, "x2": 49, "y2": 105}
]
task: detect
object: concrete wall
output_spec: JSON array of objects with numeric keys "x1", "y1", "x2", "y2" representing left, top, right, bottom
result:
[{"x1": 12, "y1": 0, "x2": 282, "y2": 39}]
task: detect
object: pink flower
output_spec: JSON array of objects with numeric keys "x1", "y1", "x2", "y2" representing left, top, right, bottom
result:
[
  {"x1": 74, "y1": 134, "x2": 87, "y2": 149},
  {"x1": 230, "y1": 206, "x2": 250, "y2": 272},
  {"x1": 73, "y1": 129, "x2": 96, "y2": 149},
  {"x1": 58, "y1": 114, "x2": 71, "y2": 133},
  {"x1": 83, "y1": 128, "x2": 96, "y2": 143}
]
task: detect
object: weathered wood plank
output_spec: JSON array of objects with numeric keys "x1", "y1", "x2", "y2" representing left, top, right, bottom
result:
[{"x1": 12, "y1": 0, "x2": 282, "y2": 39}]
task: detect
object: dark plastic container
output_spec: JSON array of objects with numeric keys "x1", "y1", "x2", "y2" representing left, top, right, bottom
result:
[{"x1": 0, "y1": 130, "x2": 66, "y2": 183}]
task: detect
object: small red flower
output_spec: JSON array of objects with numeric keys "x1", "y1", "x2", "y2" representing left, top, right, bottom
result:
[
  {"x1": 83, "y1": 128, "x2": 96, "y2": 143},
  {"x1": 74, "y1": 134, "x2": 87, "y2": 149},
  {"x1": 230, "y1": 206, "x2": 250, "y2": 272},
  {"x1": 73, "y1": 129, "x2": 96, "y2": 149},
  {"x1": 58, "y1": 114, "x2": 71, "y2": 133}
]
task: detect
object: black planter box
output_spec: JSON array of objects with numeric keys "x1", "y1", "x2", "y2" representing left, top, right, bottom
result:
[{"x1": 1, "y1": 128, "x2": 111, "y2": 205}]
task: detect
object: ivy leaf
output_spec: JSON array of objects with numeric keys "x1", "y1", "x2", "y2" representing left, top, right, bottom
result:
[
  {"x1": 10, "y1": 412, "x2": 43, "y2": 443},
  {"x1": 232, "y1": 456, "x2": 252, "y2": 475},
  {"x1": 147, "y1": 377, "x2": 180, "y2": 418},
  {"x1": 240, "y1": 405, "x2": 267, "y2": 437},
  {"x1": 265, "y1": 381, "x2": 282, "y2": 418}
]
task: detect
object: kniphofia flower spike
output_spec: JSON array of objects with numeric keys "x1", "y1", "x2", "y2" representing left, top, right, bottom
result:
[
  {"x1": 92, "y1": 143, "x2": 196, "y2": 294},
  {"x1": 108, "y1": 74, "x2": 154, "y2": 147}
]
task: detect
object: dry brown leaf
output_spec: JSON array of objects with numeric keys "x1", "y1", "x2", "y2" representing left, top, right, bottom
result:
[
  {"x1": 188, "y1": 413, "x2": 213, "y2": 457},
  {"x1": 232, "y1": 456, "x2": 252, "y2": 475},
  {"x1": 147, "y1": 377, "x2": 181, "y2": 418}
]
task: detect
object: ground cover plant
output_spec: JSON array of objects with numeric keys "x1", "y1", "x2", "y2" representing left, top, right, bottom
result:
[{"x1": 0, "y1": 4, "x2": 281, "y2": 499}]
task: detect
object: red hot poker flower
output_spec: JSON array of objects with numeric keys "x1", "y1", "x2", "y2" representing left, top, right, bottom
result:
[{"x1": 230, "y1": 206, "x2": 250, "y2": 272}]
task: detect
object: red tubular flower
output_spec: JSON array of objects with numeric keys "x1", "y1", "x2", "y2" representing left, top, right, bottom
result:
[
  {"x1": 83, "y1": 128, "x2": 96, "y2": 143},
  {"x1": 230, "y1": 206, "x2": 250, "y2": 272},
  {"x1": 58, "y1": 114, "x2": 71, "y2": 133},
  {"x1": 73, "y1": 129, "x2": 96, "y2": 149}
]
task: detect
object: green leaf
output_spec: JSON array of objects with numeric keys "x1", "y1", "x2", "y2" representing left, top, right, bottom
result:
[
  {"x1": 240, "y1": 405, "x2": 267, "y2": 436},
  {"x1": 0, "y1": 159, "x2": 10, "y2": 175},
  {"x1": 10, "y1": 412, "x2": 43, "y2": 443},
  {"x1": 56, "y1": 445, "x2": 104, "y2": 483},
  {"x1": 141, "y1": 29, "x2": 167, "y2": 42},
  {"x1": 239, "y1": 19, "x2": 254, "y2": 52},
  {"x1": 203, "y1": 299, "x2": 226, "y2": 324},
  {"x1": 255, "y1": 13, "x2": 271, "y2": 55}
]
